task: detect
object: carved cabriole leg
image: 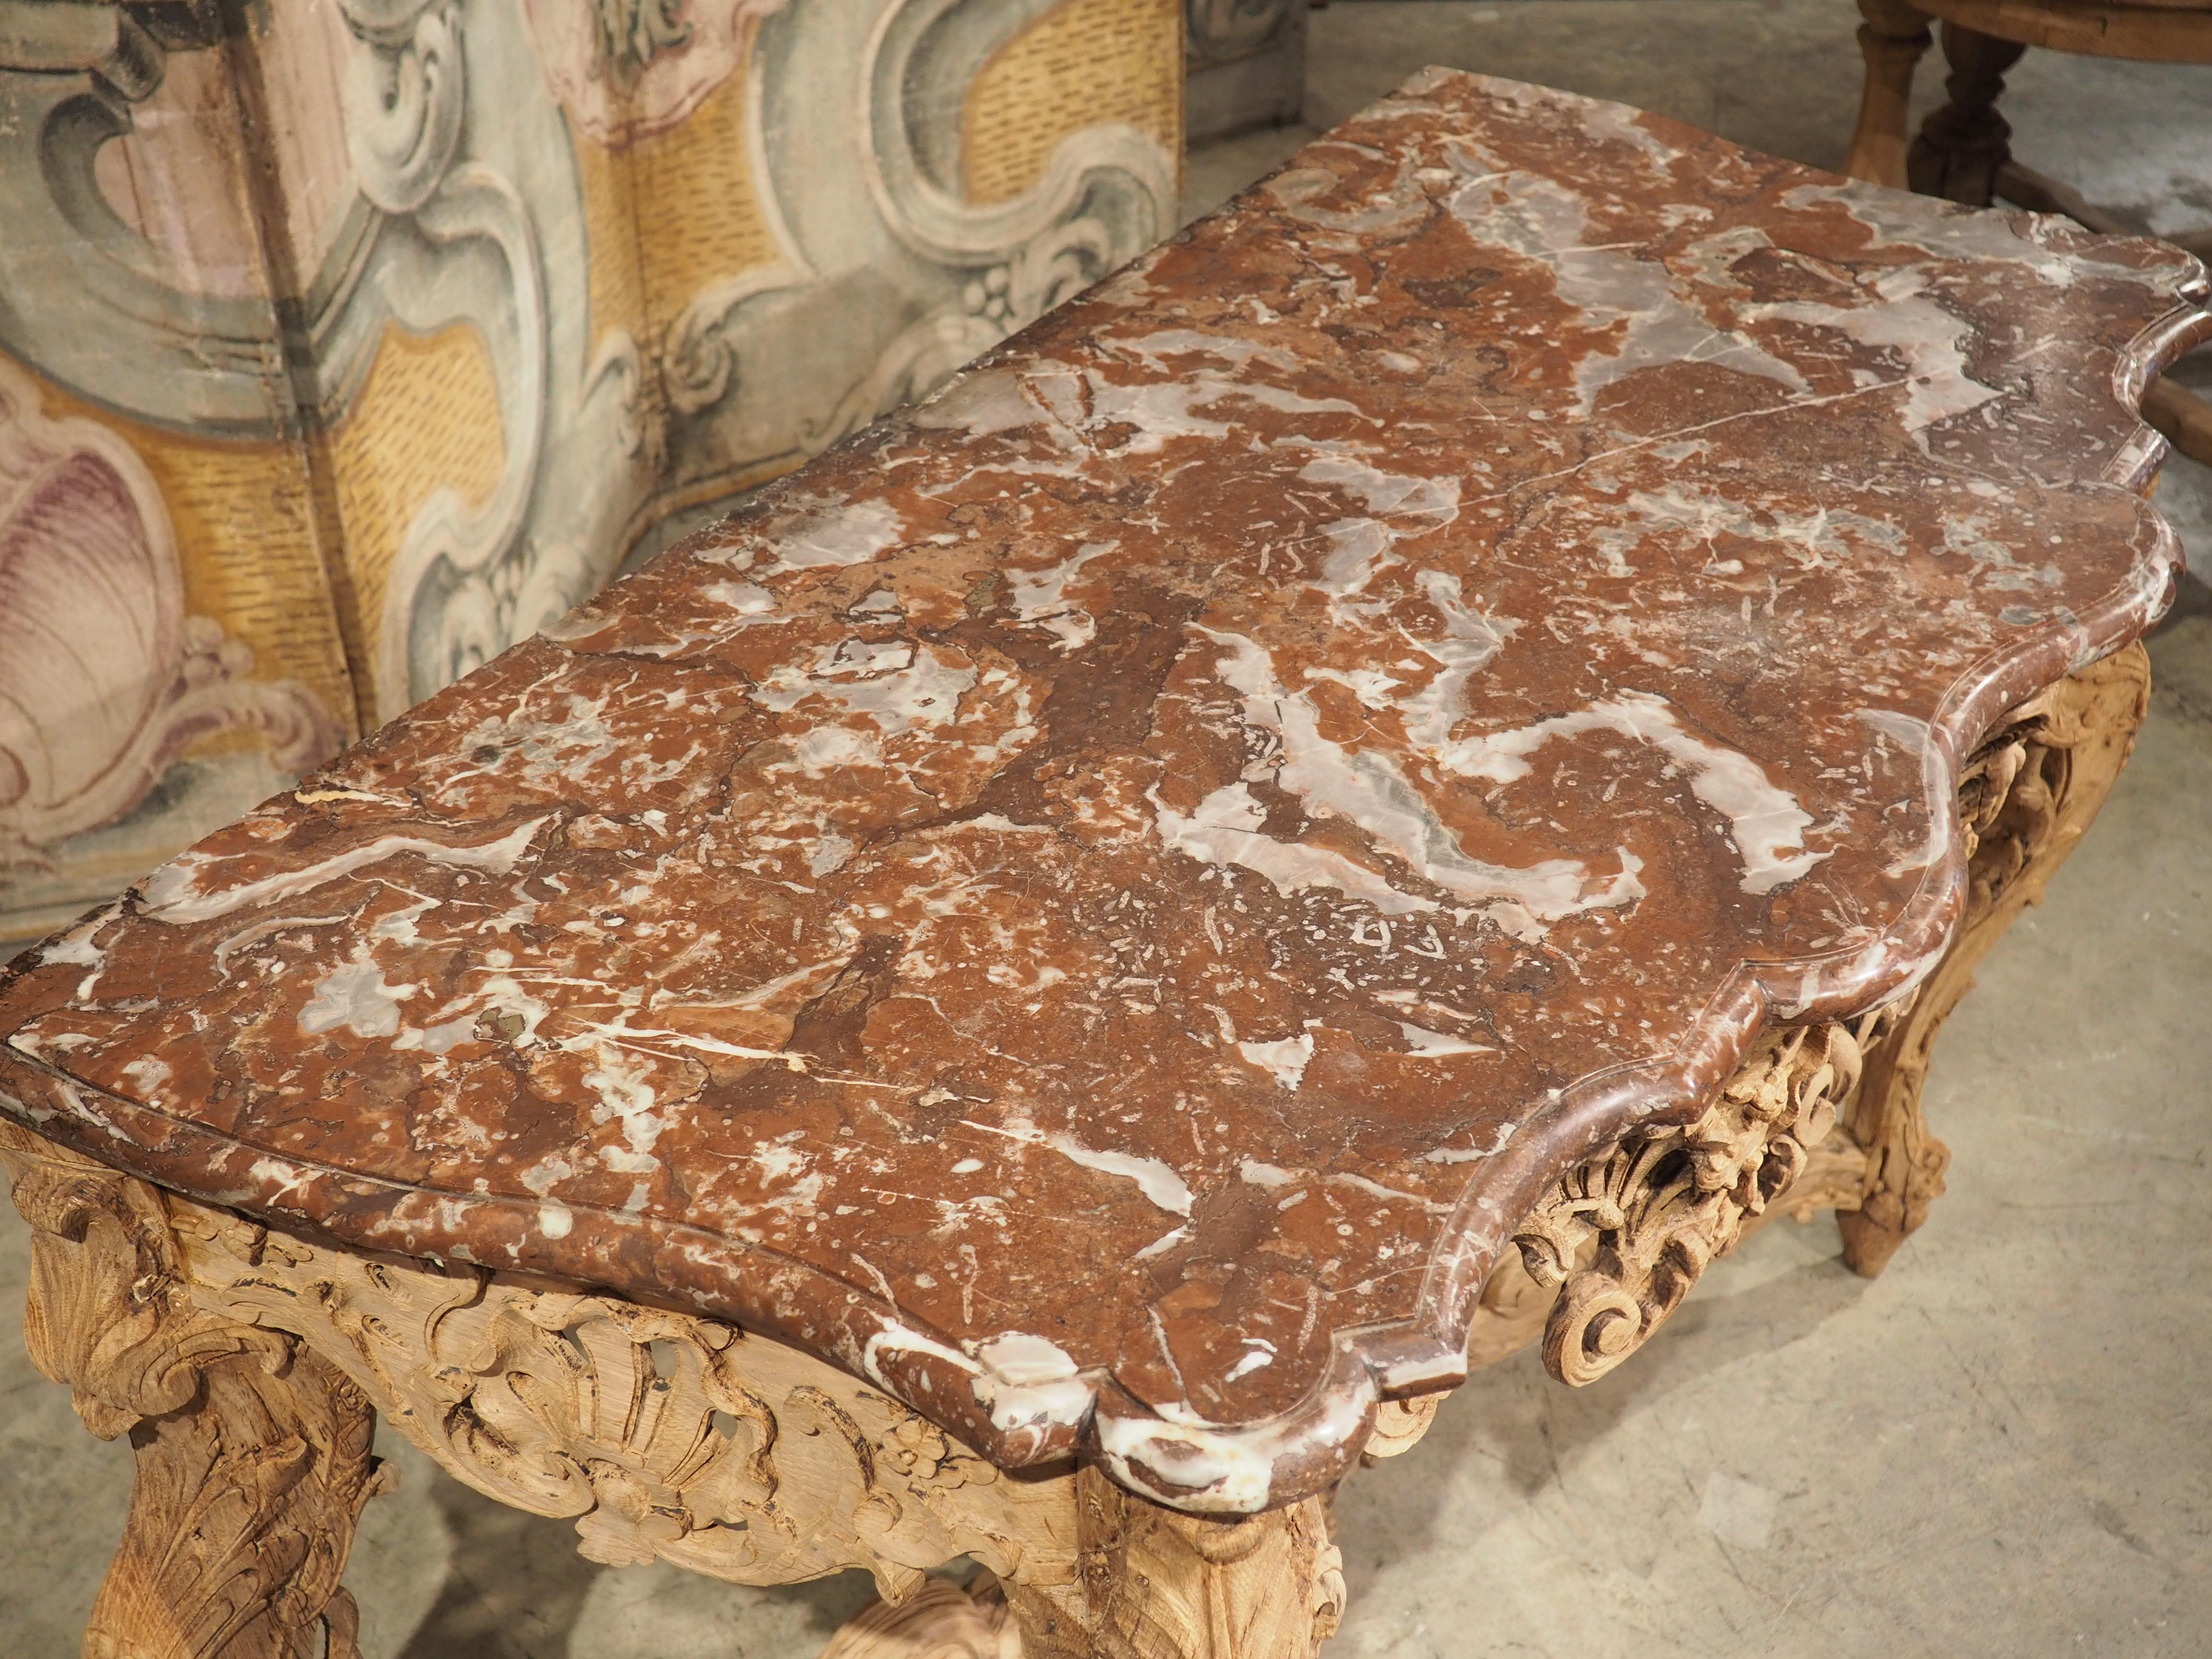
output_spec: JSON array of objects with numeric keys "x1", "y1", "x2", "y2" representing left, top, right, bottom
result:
[
  {"x1": 0, "y1": 1120, "x2": 386, "y2": 1659},
  {"x1": 1907, "y1": 22, "x2": 2029, "y2": 204},
  {"x1": 1845, "y1": 0, "x2": 1935, "y2": 188},
  {"x1": 1839, "y1": 643, "x2": 2152, "y2": 1275},
  {"x1": 150, "y1": 1201, "x2": 1082, "y2": 1650},
  {"x1": 1005, "y1": 1469, "x2": 1344, "y2": 1659}
]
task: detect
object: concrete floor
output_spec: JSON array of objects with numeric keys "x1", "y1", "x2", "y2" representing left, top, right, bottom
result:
[{"x1": 4, "y1": 5, "x2": 2211, "y2": 1654}]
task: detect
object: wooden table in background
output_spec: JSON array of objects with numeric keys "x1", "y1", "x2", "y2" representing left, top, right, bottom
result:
[{"x1": 1844, "y1": 0, "x2": 2212, "y2": 463}]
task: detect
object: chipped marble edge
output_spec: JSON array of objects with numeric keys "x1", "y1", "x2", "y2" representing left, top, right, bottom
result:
[{"x1": 0, "y1": 270, "x2": 2204, "y2": 1526}]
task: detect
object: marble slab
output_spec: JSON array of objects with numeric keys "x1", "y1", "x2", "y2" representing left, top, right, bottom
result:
[{"x1": 2, "y1": 72, "x2": 2205, "y2": 1515}]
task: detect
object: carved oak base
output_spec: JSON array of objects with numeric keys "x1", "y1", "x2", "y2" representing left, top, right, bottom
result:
[
  {"x1": 1833, "y1": 643, "x2": 2150, "y2": 1272},
  {"x1": 0, "y1": 648, "x2": 2152, "y2": 1656},
  {"x1": 2, "y1": 1129, "x2": 387, "y2": 1659},
  {"x1": 0, "y1": 1118, "x2": 1346, "y2": 1659},
  {"x1": 1462, "y1": 646, "x2": 2151, "y2": 1369}
]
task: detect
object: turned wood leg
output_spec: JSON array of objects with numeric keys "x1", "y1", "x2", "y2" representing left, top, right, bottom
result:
[
  {"x1": 1839, "y1": 644, "x2": 2151, "y2": 1275},
  {"x1": 1907, "y1": 22, "x2": 2028, "y2": 204},
  {"x1": 0, "y1": 1123, "x2": 388, "y2": 1659},
  {"x1": 999, "y1": 1468, "x2": 1344, "y2": 1659},
  {"x1": 1844, "y1": 0, "x2": 1935, "y2": 188}
]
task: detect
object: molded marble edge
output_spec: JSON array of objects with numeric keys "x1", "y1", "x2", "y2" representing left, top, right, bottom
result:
[{"x1": 2, "y1": 238, "x2": 2207, "y2": 1523}]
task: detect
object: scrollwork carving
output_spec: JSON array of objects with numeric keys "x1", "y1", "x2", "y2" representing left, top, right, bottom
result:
[
  {"x1": 1513, "y1": 1012, "x2": 1898, "y2": 1387},
  {"x1": 1359, "y1": 1393, "x2": 1443, "y2": 1466},
  {"x1": 0, "y1": 1120, "x2": 386, "y2": 1659},
  {"x1": 7, "y1": 1136, "x2": 1370, "y2": 1657},
  {"x1": 1838, "y1": 643, "x2": 2151, "y2": 1274},
  {"x1": 1477, "y1": 649, "x2": 2153, "y2": 1378},
  {"x1": 160, "y1": 1198, "x2": 1080, "y2": 1604}
]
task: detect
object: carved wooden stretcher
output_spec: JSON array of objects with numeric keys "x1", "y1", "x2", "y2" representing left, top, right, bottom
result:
[{"x1": 0, "y1": 72, "x2": 2204, "y2": 1659}]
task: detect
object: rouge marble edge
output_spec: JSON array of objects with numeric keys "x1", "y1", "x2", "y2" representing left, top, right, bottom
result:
[{"x1": 1, "y1": 273, "x2": 2207, "y2": 1520}]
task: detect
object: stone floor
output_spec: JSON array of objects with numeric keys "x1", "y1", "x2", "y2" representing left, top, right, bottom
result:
[{"x1": 4, "y1": 4, "x2": 2210, "y2": 1655}]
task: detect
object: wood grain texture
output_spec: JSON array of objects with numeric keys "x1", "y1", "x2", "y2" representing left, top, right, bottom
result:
[
  {"x1": 0, "y1": 1119, "x2": 386, "y2": 1659},
  {"x1": 1839, "y1": 641, "x2": 2151, "y2": 1274}
]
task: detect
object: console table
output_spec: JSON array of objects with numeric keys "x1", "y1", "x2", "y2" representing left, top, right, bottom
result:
[{"x1": 1, "y1": 71, "x2": 2204, "y2": 1659}]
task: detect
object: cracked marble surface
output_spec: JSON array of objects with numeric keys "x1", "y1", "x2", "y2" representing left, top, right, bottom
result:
[{"x1": 0, "y1": 72, "x2": 2205, "y2": 1514}]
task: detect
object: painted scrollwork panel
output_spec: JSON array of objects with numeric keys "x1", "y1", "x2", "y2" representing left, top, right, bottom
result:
[
  {"x1": 0, "y1": 1, "x2": 282, "y2": 428},
  {"x1": 682, "y1": 0, "x2": 1177, "y2": 501},
  {"x1": 0, "y1": 0, "x2": 1181, "y2": 847},
  {"x1": 161, "y1": 1198, "x2": 1081, "y2": 1601}
]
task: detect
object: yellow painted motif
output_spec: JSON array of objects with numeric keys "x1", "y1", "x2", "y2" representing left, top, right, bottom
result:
[
  {"x1": 571, "y1": 63, "x2": 784, "y2": 369},
  {"x1": 962, "y1": 0, "x2": 1183, "y2": 205},
  {"x1": 324, "y1": 318, "x2": 507, "y2": 712}
]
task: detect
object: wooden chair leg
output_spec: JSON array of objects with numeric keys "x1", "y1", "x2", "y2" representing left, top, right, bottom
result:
[
  {"x1": 1839, "y1": 645, "x2": 2152, "y2": 1275},
  {"x1": 1845, "y1": 0, "x2": 1936, "y2": 188},
  {"x1": 0, "y1": 1124, "x2": 388, "y2": 1659},
  {"x1": 1908, "y1": 22, "x2": 2029, "y2": 204}
]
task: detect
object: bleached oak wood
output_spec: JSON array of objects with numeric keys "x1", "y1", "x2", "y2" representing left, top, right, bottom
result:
[
  {"x1": 1839, "y1": 642, "x2": 2152, "y2": 1274},
  {"x1": 1003, "y1": 1470, "x2": 1344, "y2": 1659},
  {"x1": 0, "y1": 1122, "x2": 387, "y2": 1659},
  {"x1": 820, "y1": 1574, "x2": 1023, "y2": 1658},
  {"x1": 1513, "y1": 1012, "x2": 1902, "y2": 1385}
]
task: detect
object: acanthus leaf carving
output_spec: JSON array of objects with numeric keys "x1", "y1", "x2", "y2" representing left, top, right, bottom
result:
[
  {"x1": 1004, "y1": 1467, "x2": 1342, "y2": 1659},
  {"x1": 0, "y1": 1120, "x2": 386, "y2": 1659},
  {"x1": 1482, "y1": 650, "x2": 2151, "y2": 1380},
  {"x1": 156, "y1": 1193, "x2": 1082, "y2": 1603}
]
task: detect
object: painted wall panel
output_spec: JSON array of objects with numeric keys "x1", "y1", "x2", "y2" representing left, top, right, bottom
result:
[{"x1": 0, "y1": 0, "x2": 1182, "y2": 942}]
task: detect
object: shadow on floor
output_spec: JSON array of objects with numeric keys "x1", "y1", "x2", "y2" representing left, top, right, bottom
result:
[{"x1": 390, "y1": 1476, "x2": 610, "y2": 1659}]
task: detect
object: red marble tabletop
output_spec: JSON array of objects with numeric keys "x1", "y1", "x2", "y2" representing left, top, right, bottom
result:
[{"x1": 2, "y1": 72, "x2": 2204, "y2": 1515}]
